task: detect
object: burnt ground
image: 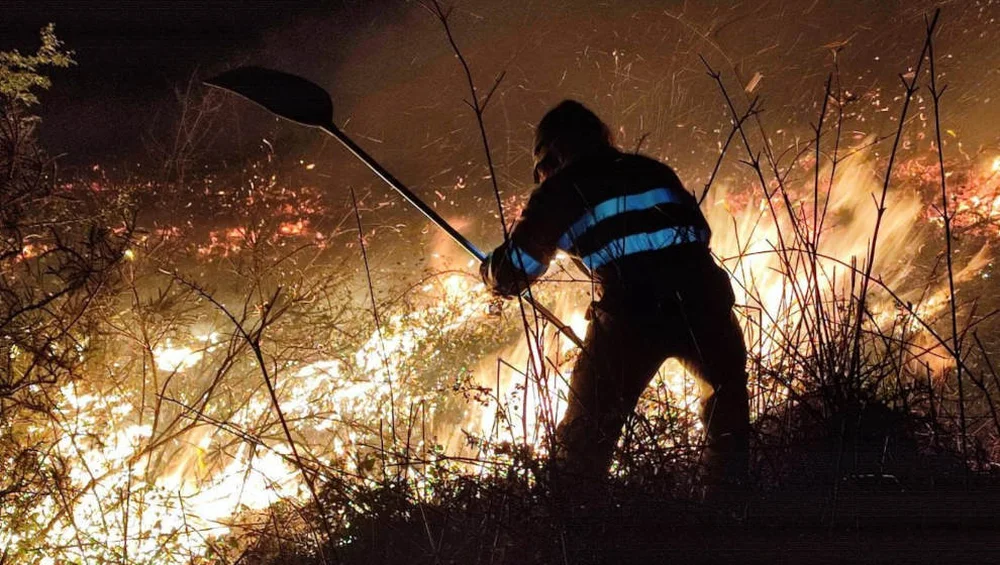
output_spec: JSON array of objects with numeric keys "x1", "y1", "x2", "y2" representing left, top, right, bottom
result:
[
  {"x1": 254, "y1": 468, "x2": 1000, "y2": 565},
  {"x1": 562, "y1": 488, "x2": 1000, "y2": 564}
]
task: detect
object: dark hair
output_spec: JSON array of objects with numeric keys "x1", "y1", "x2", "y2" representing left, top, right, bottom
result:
[{"x1": 533, "y1": 100, "x2": 613, "y2": 182}]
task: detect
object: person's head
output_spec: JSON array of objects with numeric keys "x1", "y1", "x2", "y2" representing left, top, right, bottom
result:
[{"x1": 532, "y1": 100, "x2": 613, "y2": 183}]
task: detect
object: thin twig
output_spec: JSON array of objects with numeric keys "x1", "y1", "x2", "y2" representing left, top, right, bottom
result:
[
  {"x1": 849, "y1": 9, "x2": 940, "y2": 395},
  {"x1": 161, "y1": 269, "x2": 338, "y2": 563},
  {"x1": 349, "y1": 187, "x2": 399, "y2": 457},
  {"x1": 927, "y1": 18, "x2": 968, "y2": 472}
]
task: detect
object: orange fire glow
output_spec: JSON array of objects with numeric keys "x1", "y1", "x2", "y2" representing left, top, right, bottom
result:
[{"x1": 10, "y1": 146, "x2": 998, "y2": 564}]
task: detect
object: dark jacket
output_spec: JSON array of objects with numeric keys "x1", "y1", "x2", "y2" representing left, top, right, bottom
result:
[{"x1": 483, "y1": 147, "x2": 731, "y2": 316}]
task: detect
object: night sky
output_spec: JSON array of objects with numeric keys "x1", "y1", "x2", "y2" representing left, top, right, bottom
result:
[
  {"x1": 3, "y1": 1, "x2": 401, "y2": 162},
  {"x1": 5, "y1": 0, "x2": 1000, "y2": 193}
]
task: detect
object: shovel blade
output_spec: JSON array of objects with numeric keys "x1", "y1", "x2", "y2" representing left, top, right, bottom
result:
[{"x1": 205, "y1": 66, "x2": 333, "y2": 128}]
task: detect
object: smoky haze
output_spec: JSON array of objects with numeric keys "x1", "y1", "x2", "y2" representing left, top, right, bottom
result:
[
  {"x1": 6, "y1": 0, "x2": 1000, "y2": 251},
  {"x1": 261, "y1": 0, "x2": 1000, "y2": 253}
]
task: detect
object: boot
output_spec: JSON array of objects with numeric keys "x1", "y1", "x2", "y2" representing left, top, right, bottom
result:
[
  {"x1": 700, "y1": 430, "x2": 750, "y2": 512},
  {"x1": 702, "y1": 431, "x2": 749, "y2": 485}
]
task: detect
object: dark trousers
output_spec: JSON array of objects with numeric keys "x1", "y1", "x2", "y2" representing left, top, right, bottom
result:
[{"x1": 552, "y1": 294, "x2": 749, "y2": 482}]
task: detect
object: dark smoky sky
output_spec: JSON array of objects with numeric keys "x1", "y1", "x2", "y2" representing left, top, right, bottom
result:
[
  {"x1": 6, "y1": 1, "x2": 999, "y2": 157},
  {"x1": 2, "y1": 0, "x2": 402, "y2": 162},
  {"x1": 5, "y1": 0, "x2": 1000, "y2": 247}
]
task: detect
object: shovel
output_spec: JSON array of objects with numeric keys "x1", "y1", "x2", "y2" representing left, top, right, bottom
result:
[{"x1": 205, "y1": 66, "x2": 583, "y2": 348}]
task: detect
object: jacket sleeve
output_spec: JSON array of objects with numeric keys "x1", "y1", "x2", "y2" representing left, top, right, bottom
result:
[{"x1": 481, "y1": 179, "x2": 570, "y2": 297}]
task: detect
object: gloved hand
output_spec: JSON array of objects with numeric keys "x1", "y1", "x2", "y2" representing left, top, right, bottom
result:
[
  {"x1": 480, "y1": 244, "x2": 528, "y2": 298},
  {"x1": 480, "y1": 252, "x2": 507, "y2": 298},
  {"x1": 481, "y1": 253, "x2": 507, "y2": 315},
  {"x1": 479, "y1": 252, "x2": 493, "y2": 288}
]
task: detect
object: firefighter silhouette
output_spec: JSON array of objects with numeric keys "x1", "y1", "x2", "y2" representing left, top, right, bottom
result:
[{"x1": 481, "y1": 100, "x2": 750, "y2": 488}]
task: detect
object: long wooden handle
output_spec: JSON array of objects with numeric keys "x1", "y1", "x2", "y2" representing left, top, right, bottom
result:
[{"x1": 321, "y1": 122, "x2": 584, "y2": 348}]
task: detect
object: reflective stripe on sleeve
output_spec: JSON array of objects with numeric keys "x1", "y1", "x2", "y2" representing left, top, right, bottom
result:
[{"x1": 507, "y1": 245, "x2": 548, "y2": 277}]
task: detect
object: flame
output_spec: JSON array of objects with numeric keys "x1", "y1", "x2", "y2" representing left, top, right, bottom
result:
[
  {"x1": 278, "y1": 219, "x2": 308, "y2": 236},
  {"x1": 153, "y1": 340, "x2": 202, "y2": 372},
  {"x1": 13, "y1": 142, "x2": 999, "y2": 563}
]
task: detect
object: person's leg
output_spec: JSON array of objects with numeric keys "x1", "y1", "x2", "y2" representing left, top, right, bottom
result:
[
  {"x1": 676, "y1": 310, "x2": 750, "y2": 485},
  {"x1": 552, "y1": 306, "x2": 665, "y2": 483}
]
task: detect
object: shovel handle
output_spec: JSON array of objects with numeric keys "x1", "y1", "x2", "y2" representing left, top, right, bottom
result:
[
  {"x1": 321, "y1": 122, "x2": 584, "y2": 349},
  {"x1": 322, "y1": 123, "x2": 486, "y2": 261}
]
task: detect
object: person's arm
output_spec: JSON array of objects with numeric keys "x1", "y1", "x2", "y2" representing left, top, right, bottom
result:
[{"x1": 481, "y1": 179, "x2": 570, "y2": 297}]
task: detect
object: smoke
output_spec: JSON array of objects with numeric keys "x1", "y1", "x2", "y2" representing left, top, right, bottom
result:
[{"x1": 237, "y1": 0, "x2": 999, "y2": 260}]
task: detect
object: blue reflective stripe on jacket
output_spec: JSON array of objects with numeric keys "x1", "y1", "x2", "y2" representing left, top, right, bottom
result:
[
  {"x1": 507, "y1": 245, "x2": 548, "y2": 277},
  {"x1": 581, "y1": 226, "x2": 710, "y2": 271},
  {"x1": 557, "y1": 187, "x2": 687, "y2": 250},
  {"x1": 482, "y1": 150, "x2": 714, "y2": 297}
]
